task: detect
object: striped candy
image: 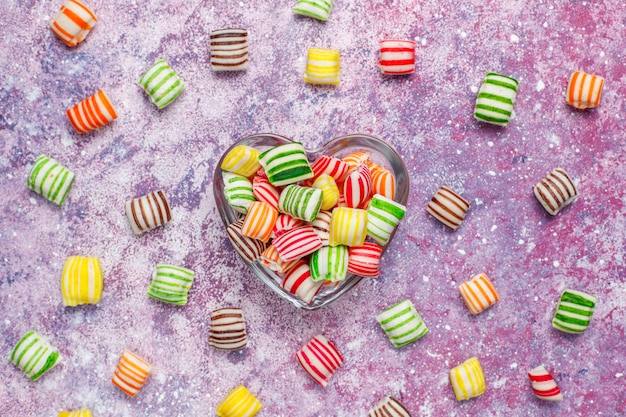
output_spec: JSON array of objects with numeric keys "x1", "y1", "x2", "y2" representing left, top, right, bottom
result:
[
  {"x1": 566, "y1": 71, "x2": 604, "y2": 109},
  {"x1": 426, "y1": 186, "x2": 470, "y2": 231},
  {"x1": 66, "y1": 90, "x2": 117, "y2": 134},
  {"x1": 329, "y1": 207, "x2": 368, "y2": 247},
  {"x1": 342, "y1": 151, "x2": 371, "y2": 171},
  {"x1": 27, "y1": 154, "x2": 75, "y2": 206},
  {"x1": 227, "y1": 220, "x2": 267, "y2": 263},
  {"x1": 311, "y1": 210, "x2": 332, "y2": 246},
  {"x1": 241, "y1": 201, "x2": 278, "y2": 243},
  {"x1": 209, "y1": 308, "x2": 248, "y2": 350},
  {"x1": 271, "y1": 214, "x2": 304, "y2": 239},
  {"x1": 528, "y1": 365, "x2": 563, "y2": 401},
  {"x1": 533, "y1": 168, "x2": 578, "y2": 216},
  {"x1": 347, "y1": 243, "x2": 382, "y2": 278},
  {"x1": 304, "y1": 48, "x2": 341, "y2": 85},
  {"x1": 279, "y1": 184, "x2": 323, "y2": 222},
  {"x1": 310, "y1": 245, "x2": 348, "y2": 282},
  {"x1": 258, "y1": 142, "x2": 314, "y2": 186},
  {"x1": 138, "y1": 60, "x2": 185, "y2": 109},
  {"x1": 367, "y1": 194, "x2": 406, "y2": 246},
  {"x1": 343, "y1": 164, "x2": 372, "y2": 208},
  {"x1": 147, "y1": 264, "x2": 195, "y2": 305},
  {"x1": 459, "y1": 272, "x2": 499, "y2": 315},
  {"x1": 474, "y1": 72, "x2": 519, "y2": 126},
  {"x1": 552, "y1": 289, "x2": 597, "y2": 334},
  {"x1": 10, "y1": 331, "x2": 61, "y2": 381},
  {"x1": 274, "y1": 225, "x2": 323, "y2": 262},
  {"x1": 223, "y1": 172, "x2": 256, "y2": 215},
  {"x1": 210, "y1": 29, "x2": 249, "y2": 71},
  {"x1": 449, "y1": 357, "x2": 486, "y2": 401},
  {"x1": 222, "y1": 145, "x2": 261, "y2": 178},
  {"x1": 112, "y1": 350, "x2": 152, "y2": 397},
  {"x1": 376, "y1": 299, "x2": 428, "y2": 348},
  {"x1": 61, "y1": 256, "x2": 103, "y2": 306},
  {"x1": 216, "y1": 386, "x2": 262, "y2": 417},
  {"x1": 125, "y1": 190, "x2": 172, "y2": 234},
  {"x1": 371, "y1": 166, "x2": 396, "y2": 200},
  {"x1": 312, "y1": 174, "x2": 340, "y2": 211},
  {"x1": 309, "y1": 155, "x2": 350, "y2": 184},
  {"x1": 260, "y1": 245, "x2": 299, "y2": 273},
  {"x1": 253, "y1": 175, "x2": 280, "y2": 211},
  {"x1": 378, "y1": 40, "x2": 416, "y2": 75},
  {"x1": 368, "y1": 396, "x2": 411, "y2": 417},
  {"x1": 59, "y1": 410, "x2": 93, "y2": 417},
  {"x1": 296, "y1": 335, "x2": 343, "y2": 387},
  {"x1": 293, "y1": 0, "x2": 334, "y2": 21},
  {"x1": 281, "y1": 260, "x2": 323, "y2": 303},
  {"x1": 50, "y1": 0, "x2": 96, "y2": 47}
]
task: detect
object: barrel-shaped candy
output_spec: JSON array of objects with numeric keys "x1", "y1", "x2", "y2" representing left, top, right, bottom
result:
[
  {"x1": 426, "y1": 186, "x2": 470, "y2": 231},
  {"x1": 259, "y1": 142, "x2": 314, "y2": 186},
  {"x1": 566, "y1": 71, "x2": 604, "y2": 109},
  {"x1": 27, "y1": 154, "x2": 75, "y2": 206},
  {"x1": 311, "y1": 210, "x2": 332, "y2": 246},
  {"x1": 227, "y1": 220, "x2": 267, "y2": 263},
  {"x1": 310, "y1": 245, "x2": 348, "y2": 282},
  {"x1": 309, "y1": 155, "x2": 350, "y2": 184},
  {"x1": 459, "y1": 272, "x2": 499, "y2": 315},
  {"x1": 253, "y1": 175, "x2": 280, "y2": 211},
  {"x1": 378, "y1": 40, "x2": 416, "y2": 75},
  {"x1": 552, "y1": 289, "x2": 596, "y2": 334},
  {"x1": 59, "y1": 410, "x2": 93, "y2": 417},
  {"x1": 449, "y1": 357, "x2": 486, "y2": 401},
  {"x1": 210, "y1": 29, "x2": 249, "y2": 71},
  {"x1": 367, "y1": 194, "x2": 406, "y2": 245},
  {"x1": 50, "y1": 0, "x2": 96, "y2": 47},
  {"x1": 216, "y1": 385, "x2": 262, "y2": 417},
  {"x1": 223, "y1": 172, "x2": 256, "y2": 215},
  {"x1": 281, "y1": 260, "x2": 323, "y2": 303},
  {"x1": 61, "y1": 256, "x2": 103, "y2": 306},
  {"x1": 274, "y1": 225, "x2": 323, "y2": 262},
  {"x1": 222, "y1": 145, "x2": 261, "y2": 178},
  {"x1": 112, "y1": 350, "x2": 152, "y2": 397},
  {"x1": 67, "y1": 90, "x2": 117, "y2": 134},
  {"x1": 272, "y1": 214, "x2": 304, "y2": 239},
  {"x1": 209, "y1": 308, "x2": 248, "y2": 350},
  {"x1": 260, "y1": 245, "x2": 299, "y2": 273},
  {"x1": 368, "y1": 396, "x2": 411, "y2": 417},
  {"x1": 329, "y1": 207, "x2": 368, "y2": 247},
  {"x1": 347, "y1": 243, "x2": 382, "y2": 278},
  {"x1": 344, "y1": 164, "x2": 372, "y2": 208},
  {"x1": 293, "y1": 0, "x2": 334, "y2": 21},
  {"x1": 304, "y1": 48, "x2": 341, "y2": 85},
  {"x1": 528, "y1": 365, "x2": 563, "y2": 401},
  {"x1": 147, "y1": 264, "x2": 195, "y2": 305},
  {"x1": 312, "y1": 174, "x2": 340, "y2": 211},
  {"x1": 241, "y1": 201, "x2": 278, "y2": 243},
  {"x1": 125, "y1": 190, "x2": 172, "y2": 234},
  {"x1": 533, "y1": 168, "x2": 578, "y2": 216},
  {"x1": 279, "y1": 184, "x2": 323, "y2": 222},
  {"x1": 371, "y1": 166, "x2": 396, "y2": 200},
  {"x1": 342, "y1": 151, "x2": 371, "y2": 170},
  {"x1": 376, "y1": 299, "x2": 428, "y2": 348},
  {"x1": 296, "y1": 335, "x2": 343, "y2": 387},
  {"x1": 474, "y1": 72, "x2": 519, "y2": 126},
  {"x1": 10, "y1": 331, "x2": 61, "y2": 381},
  {"x1": 138, "y1": 60, "x2": 185, "y2": 109}
]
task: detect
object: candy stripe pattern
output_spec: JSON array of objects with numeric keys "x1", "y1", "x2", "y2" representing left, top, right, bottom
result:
[
  {"x1": 61, "y1": 256, "x2": 103, "y2": 306},
  {"x1": 253, "y1": 175, "x2": 280, "y2": 211},
  {"x1": 272, "y1": 214, "x2": 304, "y2": 239},
  {"x1": 533, "y1": 168, "x2": 578, "y2": 216},
  {"x1": 293, "y1": 0, "x2": 334, "y2": 21},
  {"x1": 378, "y1": 40, "x2": 416, "y2": 75},
  {"x1": 329, "y1": 207, "x2": 368, "y2": 247},
  {"x1": 281, "y1": 260, "x2": 323, "y2": 304},
  {"x1": 376, "y1": 299, "x2": 428, "y2": 347},
  {"x1": 147, "y1": 264, "x2": 195, "y2": 305},
  {"x1": 368, "y1": 396, "x2": 412, "y2": 417},
  {"x1": 367, "y1": 194, "x2": 406, "y2": 245},
  {"x1": 241, "y1": 201, "x2": 278, "y2": 243},
  {"x1": 310, "y1": 245, "x2": 348, "y2": 282},
  {"x1": 312, "y1": 174, "x2": 340, "y2": 210},
  {"x1": 258, "y1": 142, "x2": 314, "y2": 186},
  {"x1": 426, "y1": 186, "x2": 470, "y2": 231},
  {"x1": 552, "y1": 289, "x2": 597, "y2": 334},
  {"x1": 59, "y1": 410, "x2": 93, "y2": 417},
  {"x1": 223, "y1": 172, "x2": 256, "y2": 215},
  {"x1": 344, "y1": 164, "x2": 372, "y2": 208},
  {"x1": 49, "y1": 0, "x2": 96, "y2": 47},
  {"x1": 311, "y1": 210, "x2": 332, "y2": 246},
  {"x1": 10, "y1": 331, "x2": 61, "y2": 381},
  {"x1": 66, "y1": 90, "x2": 117, "y2": 134},
  {"x1": 459, "y1": 273, "x2": 499, "y2": 315},
  {"x1": 209, "y1": 308, "x2": 248, "y2": 350},
  {"x1": 227, "y1": 220, "x2": 267, "y2": 263},
  {"x1": 274, "y1": 226, "x2": 323, "y2": 262},
  {"x1": 138, "y1": 60, "x2": 185, "y2": 109},
  {"x1": 528, "y1": 365, "x2": 563, "y2": 401},
  {"x1": 309, "y1": 155, "x2": 350, "y2": 184},
  {"x1": 279, "y1": 185, "x2": 323, "y2": 222},
  {"x1": 474, "y1": 72, "x2": 519, "y2": 126},
  {"x1": 260, "y1": 245, "x2": 299, "y2": 273},
  {"x1": 27, "y1": 154, "x2": 75, "y2": 206},
  {"x1": 222, "y1": 145, "x2": 261, "y2": 177},
  {"x1": 210, "y1": 29, "x2": 249, "y2": 71},
  {"x1": 125, "y1": 190, "x2": 172, "y2": 234},
  {"x1": 296, "y1": 335, "x2": 343, "y2": 387},
  {"x1": 216, "y1": 386, "x2": 262, "y2": 417},
  {"x1": 566, "y1": 71, "x2": 604, "y2": 109},
  {"x1": 347, "y1": 243, "x2": 382, "y2": 278},
  {"x1": 342, "y1": 151, "x2": 371, "y2": 170},
  {"x1": 304, "y1": 48, "x2": 341, "y2": 85},
  {"x1": 449, "y1": 357, "x2": 486, "y2": 401},
  {"x1": 112, "y1": 350, "x2": 152, "y2": 397},
  {"x1": 371, "y1": 166, "x2": 396, "y2": 200}
]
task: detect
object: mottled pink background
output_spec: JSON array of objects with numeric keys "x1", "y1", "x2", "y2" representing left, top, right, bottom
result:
[{"x1": 1, "y1": 0, "x2": 625, "y2": 416}]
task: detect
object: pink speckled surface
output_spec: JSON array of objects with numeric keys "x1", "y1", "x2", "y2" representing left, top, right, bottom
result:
[{"x1": 1, "y1": 0, "x2": 625, "y2": 416}]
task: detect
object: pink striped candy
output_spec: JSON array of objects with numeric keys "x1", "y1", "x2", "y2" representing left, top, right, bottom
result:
[
  {"x1": 378, "y1": 40, "x2": 416, "y2": 75},
  {"x1": 343, "y1": 164, "x2": 372, "y2": 208},
  {"x1": 271, "y1": 214, "x2": 304, "y2": 239},
  {"x1": 296, "y1": 335, "x2": 343, "y2": 387},
  {"x1": 273, "y1": 225, "x2": 323, "y2": 262},
  {"x1": 347, "y1": 243, "x2": 383, "y2": 277},
  {"x1": 281, "y1": 260, "x2": 323, "y2": 304},
  {"x1": 253, "y1": 174, "x2": 280, "y2": 211},
  {"x1": 309, "y1": 156, "x2": 350, "y2": 184}
]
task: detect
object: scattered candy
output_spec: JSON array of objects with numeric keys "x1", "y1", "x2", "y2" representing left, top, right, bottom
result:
[
  {"x1": 50, "y1": 0, "x2": 96, "y2": 47},
  {"x1": 10, "y1": 331, "x2": 61, "y2": 381},
  {"x1": 458, "y1": 272, "x2": 499, "y2": 315},
  {"x1": 309, "y1": 155, "x2": 350, "y2": 184},
  {"x1": 296, "y1": 335, "x2": 343, "y2": 387},
  {"x1": 552, "y1": 289, "x2": 597, "y2": 334},
  {"x1": 27, "y1": 154, "x2": 75, "y2": 206},
  {"x1": 368, "y1": 396, "x2": 411, "y2": 417},
  {"x1": 221, "y1": 145, "x2": 262, "y2": 178},
  {"x1": 528, "y1": 365, "x2": 563, "y2": 401},
  {"x1": 216, "y1": 386, "x2": 262, "y2": 417},
  {"x1": 58, "y1": 410, "x2": 93, "y2": 417},
  {"x1": 376, "y1": 299, "x2": 428, "y2": 348},
  {"x1": 304, "y1": 48, "x2": 341, "y2": 85},
  {"x1": 241, "y1": 201, "x2": 278, "y2": 243},
  {"x1": 310, "y1": 245, "x2": 348, "y2": 282},
  {"x1": 260, "y1": 244, "x2": 299, "y2": 273},
  {"x1": 273, "y1": 225, "x2": 324, "y2": 262},
  {"x1": 533, "y1": 168, "x2": 578, "y2": 216},
  {"x1": 210, "y1": 29, "x2": 249, "y2": 71},
  {"x1": 449, "y1": 357, "x2": 485, "y2": 401},
  {"x1": 271, "y1": 214, "x2": 304, "y2": 239},
  {"x1": 378, "y1": 40, "x2": 416, "y2": 75},
  {"x1": 342, "y1": 151, "x2": 371, "y2": 170},
  {"x1": 281, "y1": 260, "x2": 323, "y2": 303},
  {"x1": 223, "y1": 172, "x2": 255, "y2": 215},
  {"x1": 347, "y1": 243, "x2": 382, "y2": 278},
  {"x1": 279, "y1": 184, "x2": 323, "y2": 222},
  {"x1": 138, "y1": 59, "x2": 185, "y2": 109},
  {"x1": 329, "y1": 207, "x2": 368, "y2": 247},
  {"x1": 371, "y1": 165, "x2": 396, "y2": 200},
  {"x1": 426, "y1": 185, "x2": 469, "y2": 231},
  {"x1": 474, "y1": 72, "x2": 519, "y2": 127},
  {"x1": 61, "y1": 256, "x2": 103, "y2": 306},
  {"x1": 209, "y1": 308, "x2": 248, "y2": 350},
  {"x1": 312, "y1": 174, "x2": 340, "y2": 210},
  {"x1": 66, "y1": 90, "x2": 117, "y2": 134},
  {"x1": 112, "y1": 350, "x2": 152, "y2": 397},
  {"x1": 125, "y1": 190, "x2": 172, "y2": 234},
  {"x1": 258, "y1": 142, "x2": 313, "y2": 186},
  {"x1": 367, "y1": 194, "x2": 406, "y2": 245},
  {"x1": 343, "y1": 164, "x2": 372, "y2": 208},
  {"x1": 293, "y1": 0, "x2": 334, "y2": 21},
  {"x1": 227, "y1": 220, "x2": 267, "y2": 262},
  {"x1": 253, "y1": 174, "x2": 280, "y2": 211},
  {"x1": 311, "y1": 210, "x2": 332, "y2": 246},
  {"x1": 566, "y1": 71, "x2": 604, "y2": 109},
  {"x1": 147, "y1": 264, "x2": 195, "y2": 305}
]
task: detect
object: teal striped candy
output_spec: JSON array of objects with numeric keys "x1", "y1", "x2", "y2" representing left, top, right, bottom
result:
[
  {"x1": 147, "y1": 265, "x2": 195, "y2": 305},
  {"x1": 376, "y1": 299, "x2": 428, "y2": 348},
  {"x1": 310, "y1": 246, "x2": 348, "y2": 282},
  {"x1": 138, "y1": 59, "x2": 185, "y2": 109},
  {"x1": 474, "y1": 72, "x2": 519, "y2": 126},
  {"x1": 278, "y1": 184, "x2": 323, "y2": 222},
  {"x1": 10, "y1": 331, "x2": 61, "y2": 381},
  {"x1": 366, "y1": 194, "x2": 406, "y2": 245},
  {"x1": 27, "y1": 155, "x2": 75, "y2": 206},
  {"x1": 552, "y1": 289, "x2": 597, "y2": 334},
  {"x1": 293, "y1": 0, "x2": 334, "y2": 21},
  {"x1": 258, "y1": 142, "x2": 314, "y2": 187},
  {"x1": 223, "y1": 172, "x2": 256, "y2": 214}
]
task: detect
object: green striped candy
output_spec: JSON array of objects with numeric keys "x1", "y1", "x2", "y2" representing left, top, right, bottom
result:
[
  {"x1": 366, "y1": 194, "x2": 406, "y2": 245},
  {"x1": 310, "y1": 246, "x2": 348, "y2": 282},
  {"x1": 278, "y1": 184, "x2": 322, "y2": 222},
  {"x1": 147, "y1": 264, "x2": 195, "y2": 305},
  {"x1": 138, "y1": 59, "x2": 186, "y2": 109},
  {"x1": 552, "y1": 289, "x2": 597, "y2": 334},
  {"x1": 223, "y1": 172, "x2": 256, "y2": 214},
  {"x1": 293, "y1": 0, "x2": 334, "y2": 21},
  {"x1": 258, "y1": 142, "x2": 314, "y2": 187},
  {"x1": 27, "y1": 155, "x2": 75, "y2": 206},
  {"x1": 10, "y1": 331, "x2": 61, "y2": 381},
  {"x1": 376, "y1": 299, "x2": 428, "y2": 348},
  {"x1": 474, "y1": 72, "x2": 519, "y2": 127}
]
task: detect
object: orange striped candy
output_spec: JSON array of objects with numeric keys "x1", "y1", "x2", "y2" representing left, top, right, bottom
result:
[
  {"x1": 112, "y1": 350, "x2": 152, "y2": 397},
  {"x1": 342, "y1": 151, "x2": 371, "y2": 170},
  {"x1": 459, "y1": 272, "x2": 499, "y2": 315},
  {"x1": 371, "y1": 166, "x2": 396, "y2": 200},
  {"x1": 50, "y1": 0, "x2": 97, "y2": 47},
  {"x1": 566, "y1": 71, "x2": 605, "y2": 109},
  {"x1": 66, "y1": 90, "x2": 117, "y2": 134},
  {"x1": 241, "y1": 201, "x2": 278, "y2": 243},
  {"x1": 260, "y1": 245, "x2": 299, "y2": 273}
]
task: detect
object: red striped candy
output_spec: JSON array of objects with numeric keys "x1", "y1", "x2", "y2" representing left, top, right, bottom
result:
[
  {"x1": 271, "y1": 214, "x2": 304, "y2": 239},
  {"x1": 296, "y1": 335, "x2": 343, "y2": 387},
  {"x1": 528, "y1": 365, "x2": 563, "y2": 401},
  {"x1": 281, "y1": 260, "x2": 323, "y2": 304},
  {"x1": 378, "y1": 40, "x2": 416, "y2": 75},
  {"x1": 273, "y1": 226, "x2": 323, "y2": 262},
  {"x1": 347, "y1": 243, "x2": 383, "y2": 278},
  {"x1": 309, "y1": 156, "x2": 350, "y2": 184},
  {"x1": 343, "y1": 164, "x2": 372, "y2": 208},
  {"x1": 253, "y1": 174, "x2": 279, "y2": 211},
  {"x1": 66, "y1": 90, "x2": 117, "y2": 134}
]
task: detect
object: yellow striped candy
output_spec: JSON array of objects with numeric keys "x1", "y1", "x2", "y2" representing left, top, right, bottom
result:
[
  {"x1": 221, "y1": 145, "x2": 261, "y2": 177},
  {"x1": 450, "y1": 357, "x2": 486, "y2": 401},
  {"x1": 59, "y1": 410, "x2": 93, "y2": 417},
  {"x1": 216, "y1": 386, "x2": 262, "y2": 417},
  {"x1": 61, "y1": 256, "x2": 103, "y2": 306},
  {"x1": 304, "y1": 48, "x2": 341, "y2": 85},
  {"x1": 312, "y1": 174, "x2": 339, "y2": 210},
  {"x1": 329, "y1": 207, "x2": 368, "y2": 247}
]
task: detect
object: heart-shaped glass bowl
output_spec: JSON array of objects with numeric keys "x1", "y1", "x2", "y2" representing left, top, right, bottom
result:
[{"x1": 213, "y1": 133, "x2": 410, "y2": 310}]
